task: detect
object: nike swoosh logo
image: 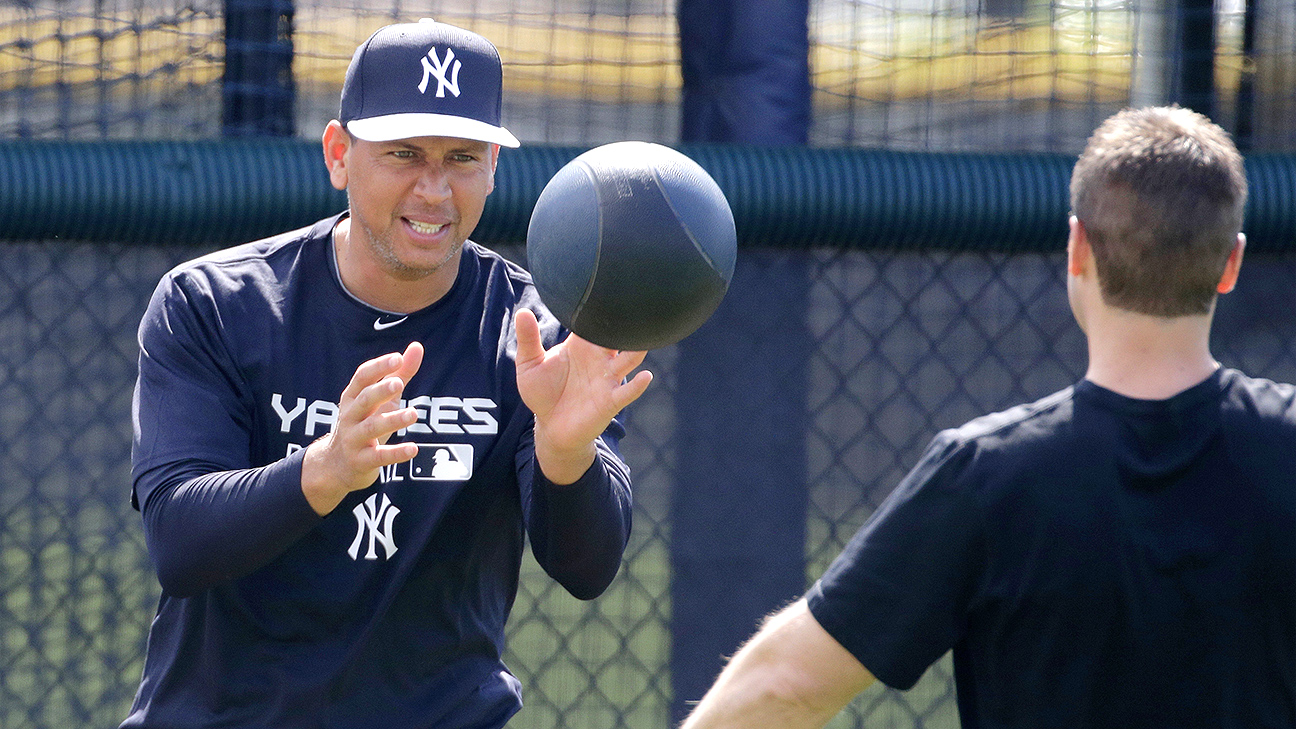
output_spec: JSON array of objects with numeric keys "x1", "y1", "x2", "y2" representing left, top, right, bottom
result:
[{"x1": 373, "y1": 316, "x2": 408, "y2": 331}]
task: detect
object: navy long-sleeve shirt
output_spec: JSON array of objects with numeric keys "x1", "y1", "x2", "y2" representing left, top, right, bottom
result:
[{"x1": 123, "y1": 214, "x2": 634, "y2": 729}]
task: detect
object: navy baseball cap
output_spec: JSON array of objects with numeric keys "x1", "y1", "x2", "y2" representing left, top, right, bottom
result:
[{"x1": 340, "y1": 19, "x2": 520, "y2": 147}]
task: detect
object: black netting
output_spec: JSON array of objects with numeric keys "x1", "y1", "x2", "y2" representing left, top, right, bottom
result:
[{"x1": 5, "y1": 0, "x2": 1295, "y2": 151}]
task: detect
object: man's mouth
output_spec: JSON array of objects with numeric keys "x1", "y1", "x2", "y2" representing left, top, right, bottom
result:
[{"x1": 407, "y1": 219, "x2": 447, "y2": 235}]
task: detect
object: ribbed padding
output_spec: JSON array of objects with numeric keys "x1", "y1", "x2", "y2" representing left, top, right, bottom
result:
[
  {"x1": 0, "y1": 139, "x2": 346, "y2": 246},
  {"x1": 1, "y1": 140, "x2": 1290, "y2": 251}
]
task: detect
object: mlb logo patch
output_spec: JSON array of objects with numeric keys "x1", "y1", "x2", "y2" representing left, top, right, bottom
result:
[{"x1": 409, "y1": 443, "x2": 474, "y2": 481}]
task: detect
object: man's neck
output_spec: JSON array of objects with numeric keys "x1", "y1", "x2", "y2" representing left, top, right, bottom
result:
[
  {"x1": 331, "y1": 217, "x2": 457, "y2": 314},
  {"x1": 1083, "y1": 307, "x2": 1218, "y2": 400}
]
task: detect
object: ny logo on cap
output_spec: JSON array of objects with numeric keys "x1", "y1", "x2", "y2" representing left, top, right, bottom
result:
[{"x1": 418, "y1": 46, "x2": 461, "y2": 98}]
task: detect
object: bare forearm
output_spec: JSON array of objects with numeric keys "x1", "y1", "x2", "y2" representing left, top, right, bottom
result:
[
  {"x1": 682, "y1": 667, "x2": 842, "y2": 729},
  {"x1": 681, "y1": 599, "x2": 876, "y2": 729}
]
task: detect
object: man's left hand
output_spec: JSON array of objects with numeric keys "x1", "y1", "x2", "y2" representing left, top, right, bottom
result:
[{"x1": 515, "y1": 308, "x2": 653, "y2": 484}]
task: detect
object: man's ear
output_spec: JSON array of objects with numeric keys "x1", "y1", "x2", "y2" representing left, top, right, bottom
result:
[
  {"x1": 322, "y1": 120, "x2": 352, "y2": 192},
  {"x1": 1216, "y1": 233, "x2": 1246, "y2": 294},
  {"x1": 1067, "y1": 216, "x2": 1090, "y2": 277},
  {"x1": 486, "y1": 143, "x2": 500, "y2": 195}
]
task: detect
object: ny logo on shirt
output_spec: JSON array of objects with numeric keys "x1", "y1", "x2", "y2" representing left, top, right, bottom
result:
[
  {"x1": 349, "y1": 492, "x2": 400, "y2": 560},
  {"x1": 418, "y1": 46, "x2": 461, "y2": 98}
]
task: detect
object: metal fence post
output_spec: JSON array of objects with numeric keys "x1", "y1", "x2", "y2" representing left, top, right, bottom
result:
[
  {"x1": 1172, "y1": 0, "x2": 1216, "y2": 118},
  {"x1": 1235, "y1": 0, "x2": 1259, "y2": 151},
  {"x1": 223, "y1": 0, "x2": 296, "y2": 137},
  {"x1": 677, "y1": 0, "x2": 811, "y2": 145},
  {"x1": 669, "y1": 255, "x2": 812, "y2": 723}
]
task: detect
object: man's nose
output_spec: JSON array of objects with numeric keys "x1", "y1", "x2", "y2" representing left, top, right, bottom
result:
[{"x1": 413, "y1": 164, "x2": 452, "y2": 202}]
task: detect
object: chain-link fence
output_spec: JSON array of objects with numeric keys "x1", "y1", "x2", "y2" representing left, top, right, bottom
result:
[
  {"x1": 1, "y1": 0, "x2": 1294, "y2": 727},
  {"x1": 2, "y1": 237, "x2": 1292, "y2": 728}
]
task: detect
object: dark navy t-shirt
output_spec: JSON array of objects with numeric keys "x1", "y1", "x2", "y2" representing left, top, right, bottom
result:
[
  {"x1": 123, "y1": 214, "x2": 635, "y2": 729},
  {"x1": 808, "y1": 369, "x2": 1296, "y2": 728}
]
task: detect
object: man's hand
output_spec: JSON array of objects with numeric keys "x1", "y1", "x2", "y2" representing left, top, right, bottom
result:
[
  {"x1": 515, "y1": 309, "x2": 653, "y2": 484},
  {"x1": 301, "y1": 342, "x2": 424, "y2": 515}
]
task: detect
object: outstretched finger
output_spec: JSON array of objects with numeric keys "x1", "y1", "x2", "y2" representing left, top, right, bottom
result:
[
  {"x1": 564, "y1": 336, "x2": 646, "y2": 383},
  {"x1": 337, "y1": 376, "x2": 406, "y2": 433},
  {"x1": 340, "y1": 351, "x2": 404, "y2": 404},
  {"x1": 333, "y1": 438, "x2": 418, "y2": 481},
  {"x1": 393, "y1": 341, "x2": 424, "y2": 385},
  {"x1": 370, "y1": 440, "x2": 419, "y2": 467},
  {"x1": 354, "y1": 399, "x2": 417, "y2": 445},
  {"x1": 608, "y1": 348, "x2": 649, "y2": 380},
  {"x1": 515, "y1": 309, "x2": 546, "y2": 366},
  {"x1": 611, "y1": 369, "x2": 654, "y2": 412}
]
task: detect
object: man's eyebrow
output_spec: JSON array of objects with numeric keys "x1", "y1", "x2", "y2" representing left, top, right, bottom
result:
[
  {"x1": 373, "y1": 140, "x2": 421, "y2": 153},
  {"x1": 383, "y1": 140, "x2": 488, "y2": 154},
  {"x1": 447, "y1": 141, "x2": 490, "y2": 154}
]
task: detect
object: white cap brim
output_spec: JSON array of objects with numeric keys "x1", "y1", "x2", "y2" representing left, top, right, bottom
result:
[{"x1": 347, "y1": 113, "x2": 520, "y2": 147}]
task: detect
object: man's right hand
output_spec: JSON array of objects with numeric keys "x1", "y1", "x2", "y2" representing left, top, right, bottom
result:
[{"x1": 301, "y1": 342, "x2": 424, "y2": 515}]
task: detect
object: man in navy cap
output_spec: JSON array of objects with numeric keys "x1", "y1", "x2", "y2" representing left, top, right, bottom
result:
[{"x1": 123, "y1": 20, "x2": 652, "y2": 729}]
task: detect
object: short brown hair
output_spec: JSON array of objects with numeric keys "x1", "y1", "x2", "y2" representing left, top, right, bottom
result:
[{"x1": 1069, "y1": 106, "x2": 1247, "y2": 316}]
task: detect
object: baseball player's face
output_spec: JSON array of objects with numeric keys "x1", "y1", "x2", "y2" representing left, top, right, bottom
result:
[{"x1": 336, "y1": 132, "x2": 498, "y2": 283}]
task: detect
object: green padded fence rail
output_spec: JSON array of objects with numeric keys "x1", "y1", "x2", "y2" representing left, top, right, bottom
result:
[{"x1": 1, "y1": 140, "x2": 1292, "y2": 250}]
